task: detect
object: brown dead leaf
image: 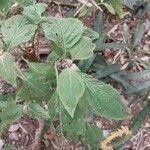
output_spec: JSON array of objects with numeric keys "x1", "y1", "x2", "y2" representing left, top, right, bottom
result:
[{"x1": 44, "y1": 129, "x2": 54, "y2": 141}]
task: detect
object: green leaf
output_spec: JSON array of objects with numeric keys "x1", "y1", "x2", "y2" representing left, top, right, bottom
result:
[
  {"x1": 0, "y1": 103, "x2": 23, "y2": 132},
  {"x1": 48, "y1": 92, "x2": 59, "y2": 124},
  {"x1": 27, "y1": 103, "x2": 49, "y2": 119},
  {"x1": 42, "y1": 17, "x2": 85, "y2": 53},
  {"x1": 57, "y1": 69, "x2": 85, "y2": 117},
  {"x1": 70, "y1": 36, "x2": 95, "y2": 60},
  {"x1": 23, "y1": 3, "x2": 47, "y2": 24},
  {"x1": 78, "y1": 54, "x2": 96, "y2": 72},
  {"x1": 0, "y1": 52, "x2": 17, "y2": 85},
  {"x1": 0, "y1": 94, "x2": 15, "y2": 109},
  {"x1": 3, "y1": 145, "x2": 16, "y2": 150},
  {"x1": 130, "y1": 102, "x2": 150, "y2": 132},
  {"x1": 16, "y1": 0, "x2": 36, "y2": 7},
  {"x1": 83, "y1": 124, "x2": 102, "y2": 150},
  {"x1": 122, "y1": 0, "x2": 143, "y2": 10},
  {"x1": 83, "y1": 28, "x2": 99, "y2": 41},
  {"x1": 102, "y1": 2, "x2": 115, "y2": 15},
  {"x1": 47, "y1": 50, "x2": 60, "y2": 61},
  {"x1": 95, "y1": 42, "x2": 128, "y2": 52},
  {"x1": 1, "y1": 15, "x2": 37, "y2": 50},
  {"x1": 81, "y1": 73, "x2": 129, "y2": 120},
  {"x1": 17, "y1": 62, "x2": 55, "y2": 102},
  {"x1": 0, "y1": 0, "x2": 9, "y2": 13},
  {"x1": 61, "y1": 102, "x2": 87, "y2": 141},
  {"x1": 95, "y1": 64, "x2": 120, "y2": 79},
  {"x1": 111, "y1": 0, "x2": 126, "y2": 18},
  {"x1": 127, "y1": 70, "x2": 150, "y2": 81},
  {"x1": 131, "y1": 23, "x2": 145, "y2": 50}
]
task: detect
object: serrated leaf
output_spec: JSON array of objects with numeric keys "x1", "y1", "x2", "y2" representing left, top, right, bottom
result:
[
  {"x1": 57, "y1": 69, "x2": 85, "y2": 117},
  {"x1": 0, "y1": 52, "x2": 17, "y2": 85},
  {"x1": 81, "y1": 73, "x2": 128, "y2": 120},
  {"x1": 17, "y1": 62, "x2": 55, "y2": 102},
  {"x1": 28, "y1": 103, "x2": 49, "y2": 119},
  {"x1": 70, "y1": 36, "x2": 95, "y2": 60},
  {"x1": 42, "y1": 17, "x2": 85, "y2": 53},
  {"x1": 1, "y1": 15, "x2": 37, "y2": 50},
  {"x1": 0, "y1": 103, "x2": 23, "y2": 132},
  {"x1": 23, "y1": 3, "x2": 47, "y2": 24}
]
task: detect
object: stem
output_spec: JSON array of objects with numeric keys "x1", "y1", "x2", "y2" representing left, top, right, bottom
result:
[
  {"x1": 18, "y1": 45, "x2": 26, "y2": 53},
  {"x1": 54, "y1": 63, "x2": 59, "y2": 81}
]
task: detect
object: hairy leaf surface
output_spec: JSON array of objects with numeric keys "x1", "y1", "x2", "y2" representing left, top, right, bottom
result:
[
  {"x1": 42, "y1": 18, "x2": 85, "y2": 52},
  {"x1": 16, "y1": 0, "x2": 36, "y2": 7},
  {"x1": 0, "y1": 103, "x2": 23, "y2": 132},
  {"x1": 1, "y1": 15, "x2": 37, "y2": 49},
  {"x1": 17, "y1": 62, "x2": 55, "y2": 102},
  {"x1": 0, "y1": 52, "x2": 17, "y2": 85},
  {"x1": 23, "y1": 3, "x2": 47, "y2": 24},
  {"x1": 70, "y1": 36, "x2": 95, "y2": 60},
  {"x1": 57, "y1": 69, "x2": 85, "y2": 117},
  {"x1": 28, "y1": 103, "x2": 49, "y2": 119},
  {"x1": 81, "y1": 73, "x2": 128, "y2": 120}
]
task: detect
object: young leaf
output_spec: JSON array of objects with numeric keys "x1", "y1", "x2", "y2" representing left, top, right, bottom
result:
[
  {"x1": 27, "y1": 103, "x2": 50, "y2": 120},
  {"x1": 81, "y1": 73, "x2": 129, "y2": 120},
  {"x1": 42, "y1": 18, "x2": 85, "y2": 52},
  {"x1": 0, "y1": 52, "x2": 17, "y2": 85},
  {"x1": 23, "y1": 3, "x2": 47, "y2": 24},
  {"x1": 57, "y1": 69, "x2": 85, "y2": 117},
  {"x1": 1, "y1": 15, "x2": 37, "y2": 50},
  {"x1": 70, "y1": 36, "x2": 95, "y2": 60},
  {"x1": 17, "y1": 62, "x2": 55, "y2": 102}
]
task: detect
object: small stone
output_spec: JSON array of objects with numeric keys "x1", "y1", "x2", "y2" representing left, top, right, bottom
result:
[
  {"x1": 12, "y1": 141, "x2": 15, "y2": 145},
  {"x1": 8, "y1": 124, "x2": 20, "y2": 132},
  {"x1": 9, "y1": 132, "x2": 19, "y2": 141},
  {"x1": 103, "y1": 130, "x2": 110, "y2": 137},
  {"x1": 0, "y1": 139, "x2": 5, "y2": 149}
]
